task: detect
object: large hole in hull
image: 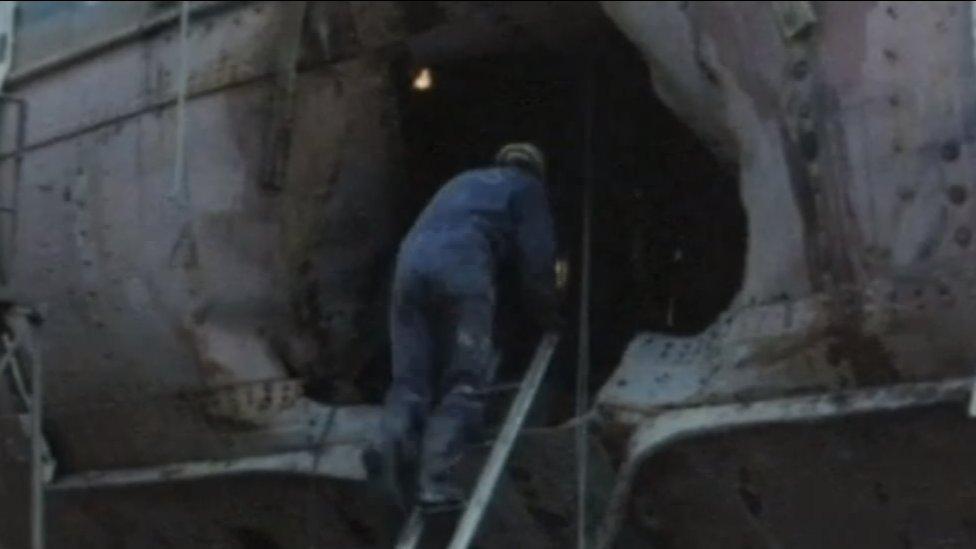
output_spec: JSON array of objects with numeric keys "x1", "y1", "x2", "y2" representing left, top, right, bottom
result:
[{"x1": 376, "y1": 18, "x2": 747, "y2": 418}]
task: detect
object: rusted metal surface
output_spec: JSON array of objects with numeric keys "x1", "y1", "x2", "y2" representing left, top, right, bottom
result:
[
  {"x1": 0, "y1": 0, "x2": 411, "y2": 473},
  {"x1": 614, "y1": 403, "x2": 976, "y2": 548},
  {"x1": 1, "y1": 3, "x2": 278, "y2": 159},
  {"x1": 0, "y1": 0, "x2": 615, "y2": 482},
  {"x1": 598, "y1": 0, "x2": 976, "y2": 409},
  {"x1": 7, "y1": 2, "x2": 239, "y2": 88},
  {"x1": 595, "y1": 378, "x2": 971, "y2": 548},
  {"x1": 594, "y1": 2, "x2": 976, "y2": 544}
]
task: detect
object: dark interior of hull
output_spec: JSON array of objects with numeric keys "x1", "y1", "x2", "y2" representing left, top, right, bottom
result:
[{"x1": 349, "y1": 26, "x2": 747, "y2": 419}]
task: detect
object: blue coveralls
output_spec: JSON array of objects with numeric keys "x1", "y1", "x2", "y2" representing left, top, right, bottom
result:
[{"x1": 382, "y1": 165, "x2": 557, "y2": 496}]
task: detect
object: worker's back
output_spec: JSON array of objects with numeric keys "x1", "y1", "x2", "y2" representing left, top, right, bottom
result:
[{"x1": 399, "y1": 166, "x2": 546, "y2": 279}]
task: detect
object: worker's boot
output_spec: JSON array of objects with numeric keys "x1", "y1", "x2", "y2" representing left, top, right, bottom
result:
[
  {"x1": 363, "y1": 437, "x2": 415, "y2": 512},
  {"x1": 417, "y1": 443, "x2": 464, "y2": 510},
  {"x1": 418, "y1": 392, "x2": 477, "y2": 509},
  {"x1": 417, "y1": 476, "x2": 465, "y2": 510}
]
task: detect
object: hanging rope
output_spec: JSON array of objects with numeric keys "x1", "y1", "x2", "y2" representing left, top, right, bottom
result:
[
  {"x1": 169, "y1": 1, "x2": 190, "y2": 202},
  {"x1": 576, "y1": 56, "x2": 595, "y2": 549}
]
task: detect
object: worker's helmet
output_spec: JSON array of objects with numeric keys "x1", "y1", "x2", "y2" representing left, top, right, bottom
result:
[{"x1": 495, "y1": 142, "x2": 546, "y2": 180}]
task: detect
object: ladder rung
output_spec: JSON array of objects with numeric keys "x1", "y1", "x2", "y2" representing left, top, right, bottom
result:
[
  {"x1": 391, "y1": 332, "x2": 560, "y2": 549},
  {"x1": 447, "y1": 332, "x2": 559, "y2": 549},
  {"x1": 473, "y1": 382, "x2": 522, "y2": 396}
]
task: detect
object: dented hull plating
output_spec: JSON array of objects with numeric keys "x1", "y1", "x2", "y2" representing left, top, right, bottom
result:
[
  {"x1": 599, "y1": 1, "x2": 976, "y2": 413},
  {"x1": 2, "y1": 1, "x2": 976, "y2": 547}
]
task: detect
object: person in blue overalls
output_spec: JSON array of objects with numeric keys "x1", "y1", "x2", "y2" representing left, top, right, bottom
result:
[{"x1": 372, "y1": 143, "x2": 560, "y2": 508}]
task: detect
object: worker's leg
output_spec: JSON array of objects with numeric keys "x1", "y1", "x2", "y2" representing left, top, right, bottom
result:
[
  {"x1": 418, "y1": 290, "x2": 497, "y2": 504},
  {"x1": 376, "y1": 268, "x2": 434, "y2": 507}
]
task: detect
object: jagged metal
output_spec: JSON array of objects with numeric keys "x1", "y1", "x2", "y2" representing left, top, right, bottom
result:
[
  {"x1": 598, "y1": 0, "x2": 976, "y2": 416},
  {"x1": 593, "y1": 2, "x2": 976, "y2": 545}
]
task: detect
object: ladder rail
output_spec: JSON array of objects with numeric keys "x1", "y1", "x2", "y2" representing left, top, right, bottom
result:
[
  {"x1": 446, "y1": 331, "x2": 559, "y2": 549},
  {"x1": 4, "y1": 311, "x2": 45, "y2": 549},
  {"x1": 28, "y1": 321, "x2": 43, "y2": 549},
  {"x1": 394, "y1": 508, "x2": 426, "y2": 549}
]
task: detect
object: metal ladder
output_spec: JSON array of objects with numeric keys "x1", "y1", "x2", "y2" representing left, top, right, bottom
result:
[
  {"x1": 394, "y1": 331, "x2": 560, "y2": 549},
  {"x1": 0, "y1": 308, "x2": 50, "y2": 549}
]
